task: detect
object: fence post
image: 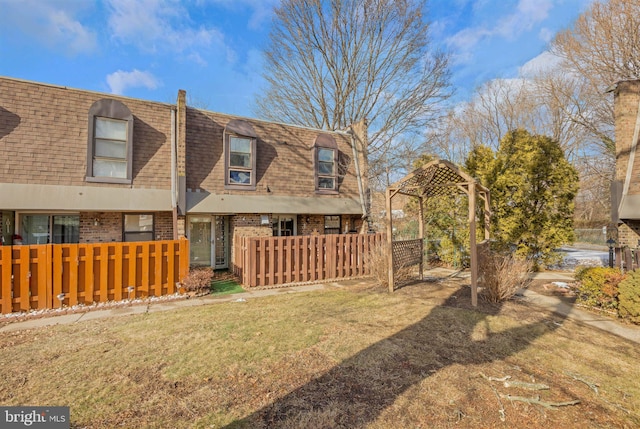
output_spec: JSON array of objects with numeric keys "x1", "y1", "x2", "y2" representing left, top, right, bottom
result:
[
  {"x1": 68, "y1": 245, "x2": 79, "y2": 306},
  {"x1": 114, "y1": 243, "x2": 124, "y2": 300},
  {"x1": 0, "y1": 247, "x2": 12, "y2": 314},
  {"x1": 179, "y1": 238, "x2": 189, "y2": 282},
  {"x1": 35, "y1": 245, "x2": 48, "y2": 310},
  {"x1": 17, "y1": 246, "x2": 30, "y2": 312}
]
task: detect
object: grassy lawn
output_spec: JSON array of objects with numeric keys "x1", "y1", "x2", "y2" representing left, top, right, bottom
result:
[
  {"x1": 210, "y1": 278, "x2": 244, "y2": 296},
  {"x1": 1, "y1": 277, "x2": 639, "y2": 428}
]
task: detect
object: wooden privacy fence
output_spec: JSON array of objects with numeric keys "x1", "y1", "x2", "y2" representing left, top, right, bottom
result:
[
  {"x1": 0, "y1": 239, "x2": 189, "y2": 314},
  {"x1": 234, "y1": 233, "x2": 385, "y2": 287},
  {"x1": 615, "y1": 247, "x2": 639, "y2": 271}
]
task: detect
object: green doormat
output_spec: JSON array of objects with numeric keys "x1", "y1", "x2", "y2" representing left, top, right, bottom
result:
[{"x1": 211, "y1": 279, "x2": 244, "y2": 295}]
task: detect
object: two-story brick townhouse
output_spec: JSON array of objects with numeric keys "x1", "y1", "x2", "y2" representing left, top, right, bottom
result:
[
  {"x1": 0, "y1": 76, "x2": 369, "y2": 269},
  {"x1": 612, "y1": 80, "x2": 640, "y2": 247}
]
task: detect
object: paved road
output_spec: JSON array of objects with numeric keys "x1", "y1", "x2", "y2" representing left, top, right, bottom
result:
[{"x1": 557, "y1": 246, "x2": 610, "y2": 269}]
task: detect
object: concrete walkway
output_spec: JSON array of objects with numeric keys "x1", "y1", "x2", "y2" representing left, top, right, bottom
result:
[
  {"x1": 522, "y1": 271, "x2": 640, "y2": 344},
  {"x1": 2, "y1": 273, "x2": 640, "y2": 345},
  {"x1": 0, "y1": 282, "x2": 340, "y2": 333}
]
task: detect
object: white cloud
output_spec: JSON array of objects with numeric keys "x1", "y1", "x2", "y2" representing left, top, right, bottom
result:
[
  {"x1": 197, "y1": 0, "x2": 278, "y2": 30},
  {"x1": 447, "y1": 26, "x2": 491, "y2": 51},
  {"x1": 518, "y1": 51, "x2": 562, "y2": 77},
  {"x1": 538, "y1": 27, "x2": 554, "y2": 43},
  {"x1": 106, "y1": 0, "x2": 228, "y2": 60},
  {"x1": 243, "y1": 0, "x2": 278, "y2": 30},
  {"x1": 0, "y1": 0, "x2": 97, "y2": 55},
  {"x1": 494, "y1": 0, "x2": 553, "y2": 39},
  {"x1": 446, "y1": 0, "x2": 553, "y2": 60},
  {"x1": 106, "y1": 69, "x2": 160, "y2": 95}
]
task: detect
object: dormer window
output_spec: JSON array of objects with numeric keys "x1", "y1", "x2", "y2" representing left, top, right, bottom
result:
[
  {"x1": 86, "y1": 99, "x2": 133, "y2": 184},
  {"x1": 229, "y1": 136, "x2": 253, "y2": 185},
  {"x1": 314, "y1": 134, "x2": 338, "y2": 193},
  {"x1": 94, "y1": 117, "x2": 127, "y2": 178},
  {"x1": 224, "y1": 119, "x2": 257, "y2": 190},
  {"x1": 317, "y1": 148, "x2": 336, "y2": 189}
]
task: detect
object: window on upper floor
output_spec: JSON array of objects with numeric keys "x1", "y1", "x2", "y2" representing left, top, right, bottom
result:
[
  {"x1": 313, "y1": 134, "x2": 338, "y2": 193},
  {"x1": 86, "y1": 99, "x2": 133, "y2": 184},
  {"x1": 224, "y1": 119, "x2": 257, "y2": 190}
]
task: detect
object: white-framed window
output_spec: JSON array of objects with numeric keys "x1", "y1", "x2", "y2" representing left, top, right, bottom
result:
[
  {"x1": 224, "y1": 119, "x2": 257, "y2": 190},
  {"x1": 124, "y1": 214, "x2": 154, "y2": 242},
  {"x1": 313, "y1": 134, "x2": 339, "y2": 193},
  {"x1": 86, "y1": 99, "x2": 133, "y2": 184},
  {"x1": 93, "y1": 117, "x2": 128, "y2": 179},
  {"x1": 317, "y1": 148, "x2": 336, "y2": 190},
  {"x1": 228, "y1": 136, "x2": 254, "y2": 186}
]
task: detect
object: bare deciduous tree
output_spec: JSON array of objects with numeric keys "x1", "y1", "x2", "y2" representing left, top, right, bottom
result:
[
  {"x1": 552, "y1": 0, "x2": 640, "y2": 88},
  {"x1": 548, "y1": 0, "x2": 640, "y2": 224},
  {"x1": 255, "y1": 0, "x2": 451, "y2": 174}
]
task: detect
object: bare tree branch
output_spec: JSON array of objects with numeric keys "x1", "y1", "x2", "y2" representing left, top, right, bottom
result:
[{"x1": 256, "y1": 0, "x2": 451, "y2": 179}]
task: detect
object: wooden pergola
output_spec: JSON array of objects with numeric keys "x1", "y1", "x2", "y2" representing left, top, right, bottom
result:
[{"x1": 386, "y1": 160, "x2": 491, "y2": 306}]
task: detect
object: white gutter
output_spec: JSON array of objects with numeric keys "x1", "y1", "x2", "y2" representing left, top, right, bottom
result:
[
  {"x1": 348, "y1": 127, "x2": 368, "y2": 223},
  {"x1": 170, "y1": 107, "x2": 178, "y2": 239}
]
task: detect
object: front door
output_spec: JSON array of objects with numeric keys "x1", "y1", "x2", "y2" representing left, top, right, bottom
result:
[
  {"x1": 188, "y1": 216, "x2": 212, "y2": 266},
  {"x1": 188, "y1": 216, "x2": 229, "y2": 269}
]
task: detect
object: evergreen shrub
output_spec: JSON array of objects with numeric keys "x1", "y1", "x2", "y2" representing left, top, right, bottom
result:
[
  {"x1": 574, "y1": 266, "x2": 623, "y2": 311},
  {"x1": 618, "y1": 269, "x2": 640, "y2": 324}
]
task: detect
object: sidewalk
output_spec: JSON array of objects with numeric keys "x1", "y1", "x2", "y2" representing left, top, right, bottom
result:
[
  {"x1": 2, "y1": 274, "x2": 639, "y2": 344},
  {"x1": 0, "y1": 282, "x2": 340, "y2": 333},
  {"x1": 523, "y1": 271, "x2": 640, "y2": 344}
]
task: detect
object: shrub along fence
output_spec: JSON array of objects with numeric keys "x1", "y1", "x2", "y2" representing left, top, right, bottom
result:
[
  {"x1": 234, "y1": 233, "x2": 385, "y2": 287},
  {"x1": 0, "y1": 239, "x2": 189, "y2": 314}
]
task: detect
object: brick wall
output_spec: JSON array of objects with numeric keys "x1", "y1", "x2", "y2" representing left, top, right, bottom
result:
[
  {"x1": 79, "y1": 212, "x2": 123, "y2": 243},
  {"x1": 185, "y1": 108, "x2": 361, "y2": 201},
  {"x1": 231, "y1": 214, "x2": 273, "y2": 239},
  {"x1": 614, "y1": 80, "x2": 640, "y2": 246},
  {"x1": 0, "y1": 77, "x2": 172, "y2": 189},
  {"x1": 79, "y1": 211, "x2": 174, "y2": 243},
  {"x1": 615, "y1": 81, "x2": 640, "y2": 189},
  {"x1": 155, "y1": 212, "x2": 174, "y2": 240},
  {"x1": 297, "y1": 215, "x2": 362, "y2": 235},
  {"x1": 177, "y1": 216, "x2": 186, "y2": 239},
  {"x1": 618, "y1": 221, "x2": 640, "y2": 249},
  {"x1": 298, "y1": 215, "x2": 324, "y2": 235}
]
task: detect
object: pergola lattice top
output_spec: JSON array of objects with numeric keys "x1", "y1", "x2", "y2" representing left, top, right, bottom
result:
[{"x1": 389, "y1": 159, "x2": 489, "y2": 198}]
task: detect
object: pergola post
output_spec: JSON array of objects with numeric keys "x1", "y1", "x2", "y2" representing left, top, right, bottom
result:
[
  {"x1": 386, "y1": 188, "x2": 395, "y2": 293},
  {"x1": 483, "y1": 191, "x2": 491, "y2": 240},
  {"x1": 469, "y1": 183, "x2": 478, "y2": 307},
  {"x1": 384, "y1": 160, "x2": 489, "y2": 303}
]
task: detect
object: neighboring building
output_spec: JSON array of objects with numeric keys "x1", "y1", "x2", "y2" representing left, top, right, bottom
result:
[
  {"x1": 0, "y1": 76, "x2": 369, "y2": 269},
  {"x1": 612, "y1": 80, "x2": 640, "y2": 248}
]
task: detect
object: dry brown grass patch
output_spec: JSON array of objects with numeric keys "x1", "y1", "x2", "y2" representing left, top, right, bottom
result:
[{"x1": 0, "y1": 277, "x2": 639, "y2": 428}]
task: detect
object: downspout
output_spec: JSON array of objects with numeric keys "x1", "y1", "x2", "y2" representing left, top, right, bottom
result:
[
  {"x1": 171, "y1": 106, "x2": 178, "y2": 240},
  {"x1": 348, "y1": 128, "x2": 368, "y2": 229}
]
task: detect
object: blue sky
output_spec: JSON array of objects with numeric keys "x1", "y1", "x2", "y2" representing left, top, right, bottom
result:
[{"x1": 0, "y1": 0, "x2": 593, "y2": 118}]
